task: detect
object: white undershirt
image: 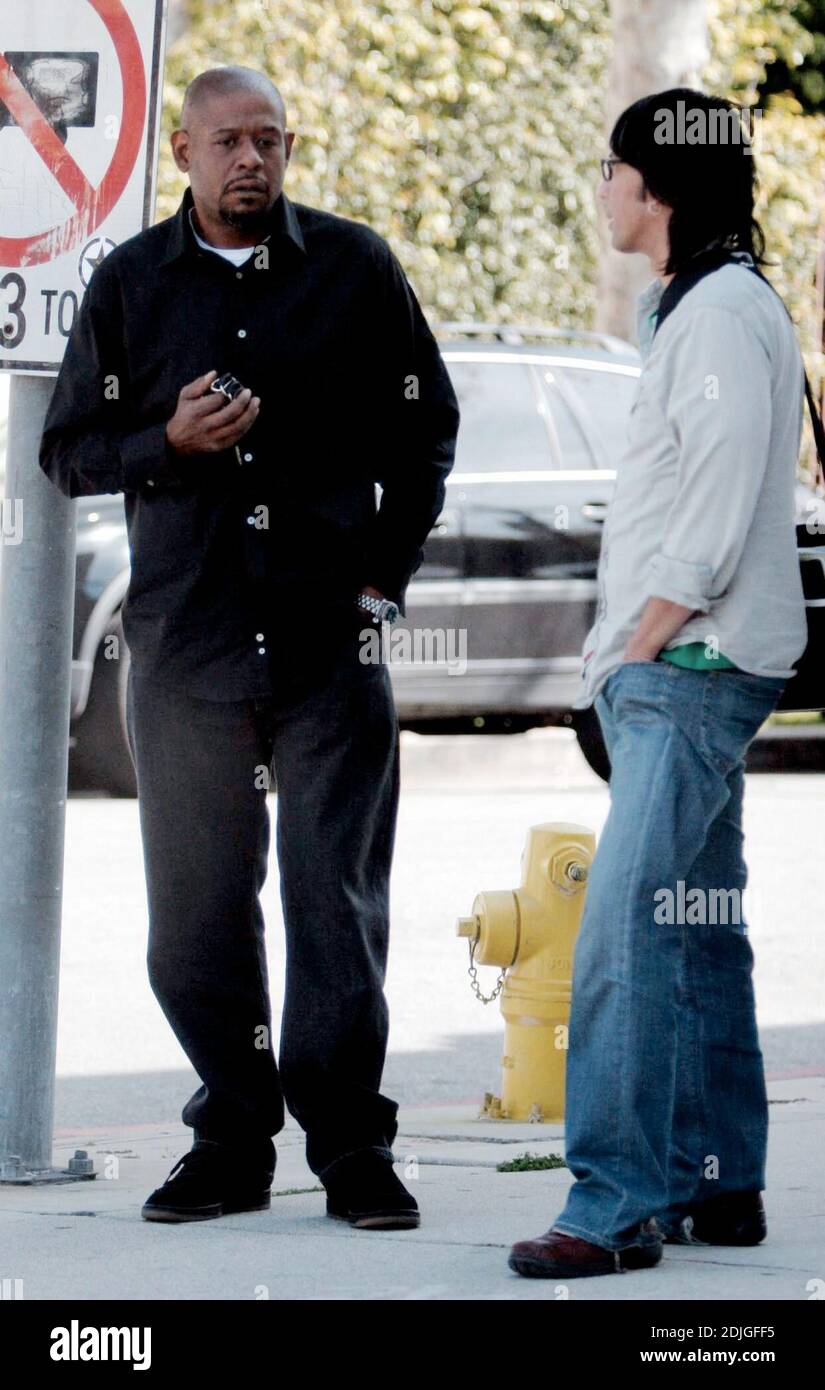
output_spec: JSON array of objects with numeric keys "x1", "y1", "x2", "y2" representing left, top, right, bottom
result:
[{"x1": 189, "y1": 209, "x2": 257, "y2": 266}]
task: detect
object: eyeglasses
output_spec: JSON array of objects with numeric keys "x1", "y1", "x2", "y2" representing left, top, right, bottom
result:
[{"x1": 600, "y1": 157, "x2": 622, "y2": 181}]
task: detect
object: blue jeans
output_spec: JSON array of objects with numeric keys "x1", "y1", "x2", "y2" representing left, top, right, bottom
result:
[{"x1": 552, "y1": 659, "x2": 787, "y2": 1250}]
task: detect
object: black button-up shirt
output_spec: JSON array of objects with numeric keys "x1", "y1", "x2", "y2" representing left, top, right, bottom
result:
[{"x1": 39, "y1": 186, "x2": 460, "y2": 699}]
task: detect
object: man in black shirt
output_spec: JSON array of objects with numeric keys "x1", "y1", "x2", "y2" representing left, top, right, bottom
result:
[{"x1": 40, "y1": 65, "x2": 459, "y2": 1229}]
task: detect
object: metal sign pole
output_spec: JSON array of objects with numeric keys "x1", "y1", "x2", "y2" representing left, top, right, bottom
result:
[
  {"x1": 0, "y1": 374, "x2": 76, "y2": 1175},
  {"x1": 0, "y1": 0, "x2": 167, "y2": 1183}
]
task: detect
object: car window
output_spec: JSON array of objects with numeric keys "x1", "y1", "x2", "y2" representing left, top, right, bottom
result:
[
  {"x1": 542, "y1": 366, "x2": 639, "y2": 470},
  {"x1": 445, "y1": 361, "x2": 557, "y2": 473},
  {"x1": 445, "y1": 357, "x2": 638, "y2": 473}
]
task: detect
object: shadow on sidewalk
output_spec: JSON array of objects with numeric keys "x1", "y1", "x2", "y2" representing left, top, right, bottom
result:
[{"x1": 53, "y1": 1021, "x2": 825, "y2": 1132}]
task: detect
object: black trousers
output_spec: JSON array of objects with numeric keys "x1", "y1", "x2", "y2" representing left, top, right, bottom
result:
[{"x1": 124, "y1": 627, "x2": 400, "y2": 1179}]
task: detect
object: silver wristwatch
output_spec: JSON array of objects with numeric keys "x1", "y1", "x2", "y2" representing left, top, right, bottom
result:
[{"x1": 357, "y1": 592, "x2": 400, "y2": 624}]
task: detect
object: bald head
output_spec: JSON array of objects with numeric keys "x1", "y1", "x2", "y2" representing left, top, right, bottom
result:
[
  {"x1": 181, "y1": 66, "x2": 286, "y2": 129},
  {"x1": 170, "y1": 66, "x2": 294, "y2": 247}
]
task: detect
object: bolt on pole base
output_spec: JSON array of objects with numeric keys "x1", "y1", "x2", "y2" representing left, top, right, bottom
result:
[{"x1": 1, "y1": 1148, "x2": 97, "y2": 1184}]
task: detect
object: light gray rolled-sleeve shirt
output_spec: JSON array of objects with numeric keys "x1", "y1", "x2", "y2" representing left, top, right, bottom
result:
[{"x1": 574, "y1": 258, "x2": 808, "y2": 709}]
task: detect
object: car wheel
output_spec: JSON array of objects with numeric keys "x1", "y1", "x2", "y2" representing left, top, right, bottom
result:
[
  {"x1": 569, "y1": 705, "x2": 611, "y2": 782},
  {"x1": 71, "y1": 612, "x2": 137, "y2": 798}
]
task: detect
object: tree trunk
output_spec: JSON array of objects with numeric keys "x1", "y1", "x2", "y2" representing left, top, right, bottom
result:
[{"x1": 596, "y1": 0, "x2": 709, "y2": 344}]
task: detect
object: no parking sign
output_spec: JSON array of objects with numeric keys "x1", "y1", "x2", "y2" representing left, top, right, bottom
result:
[{"x1": 0, "y1": 0, "x2": 166, "y2": 373}]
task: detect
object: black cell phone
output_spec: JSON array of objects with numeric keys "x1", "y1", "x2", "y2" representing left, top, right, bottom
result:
[{"x1": 209, "y1": 372, "x2": 246, "y2": 402}]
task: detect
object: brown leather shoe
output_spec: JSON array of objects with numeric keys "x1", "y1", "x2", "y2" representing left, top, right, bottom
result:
[{"x1": 508, "y1": 1220, "x2": 663, "y2": 1279}]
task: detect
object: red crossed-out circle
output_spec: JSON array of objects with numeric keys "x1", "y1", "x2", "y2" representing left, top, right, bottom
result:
[{"x1": 0, "y1": 0, "x2": 147, "y2": 268}]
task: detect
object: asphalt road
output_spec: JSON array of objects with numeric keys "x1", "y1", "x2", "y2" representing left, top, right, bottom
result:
[{"x1": 51, "y1": 729, "x2": 825, "y2": 1131}]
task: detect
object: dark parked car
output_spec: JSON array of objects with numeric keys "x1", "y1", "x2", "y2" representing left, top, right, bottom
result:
[
  {"x1": 393, "y1": 325, "x2": 640, "y2": 750},
  {"x1": 70, "y1": 499, "x2": 133, "y2": 795},
  {"x1": 67, "y1": 324, "x2": 823, "y2": 793}
]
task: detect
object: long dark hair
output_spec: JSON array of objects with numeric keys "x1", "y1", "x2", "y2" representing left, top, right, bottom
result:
[{"x1": 609, "y1": 88, "x2": 768, "y2": 274}]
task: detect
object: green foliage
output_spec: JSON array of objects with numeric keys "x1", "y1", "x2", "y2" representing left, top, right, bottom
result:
[
  {"x1": 159, "y1": 0, "x2": 824, "y2": 355},
  {"x1": 704, "y1": 0, "x2": 814, "y2": 104},
  {"x1": 707, "y1": 0, "x2": 825, "y2": 365},
  {"x1": 759, "y1": 0, "x2": 825, "y2": 113},
  {"x1": 159, "y1": 0, "x2": 611, "y2": 325},
  {"x1": 497, "y1": 1151, "x2": 568, "y2": 1171}
]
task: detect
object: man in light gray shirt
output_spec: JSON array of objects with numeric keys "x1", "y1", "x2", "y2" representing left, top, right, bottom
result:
[
  {"x1": 509, "y1": 89, "x2": 809, "y2": 1282},
  {"x1": 578, "y1": 248, "x2": 807, "y2": 702}
]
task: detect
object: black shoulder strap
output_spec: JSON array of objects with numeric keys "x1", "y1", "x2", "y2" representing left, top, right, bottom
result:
[
  {"x1": 804, "y1": 376, "x2": 825, "y2": 481},
  {"x1": 653, "y1": 249, "x2": 732, "y2": 337},
  {"x1": 652, "y1": 250, "x2": 824, "y2": 485}
]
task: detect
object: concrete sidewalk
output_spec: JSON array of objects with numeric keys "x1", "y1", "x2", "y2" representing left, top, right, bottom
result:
[{"x1": 2, "y1": 1075, "x2": 823, "y2": 1301}]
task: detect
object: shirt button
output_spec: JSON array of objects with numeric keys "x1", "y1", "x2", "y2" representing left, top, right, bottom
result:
[
  {"x1": 243, "y1": 452, "x2": 253, "y2": 462},
  {"x1": 258, "y1": 647, "x2": 266, "y2": 655},
  {"x1": 255, "y1": 632, "x2": 265, "y2": 641},
  {"x1": 246, "y1": 516, "x2": 256, "y2": 525},
  {"x1": 237, "y1": 328, "x2": 247, "y2": 338},
  {"x1": 147, "y1": 479, "x2": 155, "y2": 487},
  {"x1": 236, "y1": 271, "x2": 243, "y2": 279}
]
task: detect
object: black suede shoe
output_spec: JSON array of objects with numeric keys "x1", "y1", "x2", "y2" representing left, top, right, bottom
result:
[
  {"x1": 323, "y1": 1151, "x2": 420, "y2": 1229},
  {"x1": 141, "y1": 1138, "x2": 275, "y2": 1223},
  {"x1": 663, "y1": 1190, "x2": 766, "y2": 1246}
]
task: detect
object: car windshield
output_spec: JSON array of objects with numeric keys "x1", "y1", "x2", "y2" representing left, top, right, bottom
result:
[{"x1": 445, "y1": 358, "x2": 639, "y2": 473}]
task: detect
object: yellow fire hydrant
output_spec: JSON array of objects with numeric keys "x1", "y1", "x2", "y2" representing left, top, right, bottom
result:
[{"x1": 456, "y1": 822, "x2": 594, "y2": 1123}]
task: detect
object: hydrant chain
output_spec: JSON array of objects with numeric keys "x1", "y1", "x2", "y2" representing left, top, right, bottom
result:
[{"x1": 467, "y1": 938, "x2": 506, "y2": 1005}]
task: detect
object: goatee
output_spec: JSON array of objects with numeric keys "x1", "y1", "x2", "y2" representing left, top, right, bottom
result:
[{"x1": 219, "y1": 205, "x2": 271, "y2": 235}]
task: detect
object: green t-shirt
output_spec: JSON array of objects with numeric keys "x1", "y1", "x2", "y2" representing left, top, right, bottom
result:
[{"x1": 658, "y1": 643, "x2": 738, "y2": 671}]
